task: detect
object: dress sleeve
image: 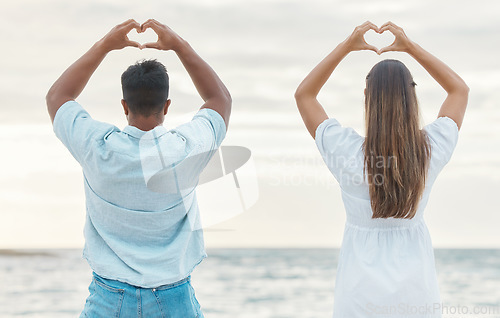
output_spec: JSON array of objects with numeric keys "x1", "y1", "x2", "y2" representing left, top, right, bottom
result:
[
  {"x1": 315, "y1": 118, "x2": 364, "y2": 183},
  {"x1": 424, "y1": 116, "x2": 459, "y2": 172},
  {"x1": 53, "y1": 100, "x2": 117, "y2": 164}
]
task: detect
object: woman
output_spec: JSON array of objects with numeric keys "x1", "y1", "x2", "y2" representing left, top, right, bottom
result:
[{"x1": 294, "y1": 21, "x2": 469, "y2": 317}]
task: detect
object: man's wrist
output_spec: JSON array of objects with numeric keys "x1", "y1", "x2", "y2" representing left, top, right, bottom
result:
[
  {"x1": 94, "y1": 39, "x2": 113, "y2": 55},
  {"x1": 172, "y1": 38, "x2": 190, "y2": 55}
]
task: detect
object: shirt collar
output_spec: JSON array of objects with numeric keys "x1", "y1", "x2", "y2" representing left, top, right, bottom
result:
[{"x1": 122, "y1": 125, "x2": 168, "y2": 140}]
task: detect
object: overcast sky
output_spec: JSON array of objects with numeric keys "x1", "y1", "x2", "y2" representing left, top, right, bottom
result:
[{"x1": 0, "y1": 0, "x2": 499, "y2": 248}]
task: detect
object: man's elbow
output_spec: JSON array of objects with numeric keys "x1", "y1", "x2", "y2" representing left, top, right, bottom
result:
[
  {"x1": 45, "y1": 85, "x2": 64, "y2": 109},
  {"x1": 45, "y1": 88, "x2": 58, "y2": 114},
  {"x1": 221, "y1": 87, "x2": 232, "y2": 107},
  {"x1": 294, "y1": 87, "x2": 302, "y2": 101},
  {"x1": 294, "y1": 88, "x2": 313, "y2": 105},
  {"x1": 45, "y1": 87, "x2": 71, "y2": 122},
  {"x1": 46, "y1": 86, "x2": 55, "y2": 107},
  {"x1": 462, "y1": 83, "x2": 470, "y2": 95},
  {"x1": 219, "y1": 91, "x2": 232, "y2": 110}
]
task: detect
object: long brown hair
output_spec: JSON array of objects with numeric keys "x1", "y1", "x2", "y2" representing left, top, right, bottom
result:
[{"x1": 363, "y1": 59, "x2": 431, "y2": 219}]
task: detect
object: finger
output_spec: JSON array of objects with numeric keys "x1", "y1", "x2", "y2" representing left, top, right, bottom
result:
[
  {"x1": 120, "y1": 19, "x2": 136, "y2": 26},
  {"x1": 141, "y1": 18, "x2": 156, "y2": 26},
  {"x1": 141, "y1": 19, "x2": 162, "y2": 32},
  {"x1": 143, "y1": 18, "x2": 160, "y2": 24},
  {"x1": 360, "y1": 21, "x2": 374, "y2": 27},
  {"x1": 141, "y1": 20, "x2": 152, "y2": 32},
  {"x1": 141, "y1": 21, "x2": 159, "y2": 32},
  {"x1": 379, "y1": 24, "x2": 398, "y2": 35},
  {"x1": 356, "y1": 21, "x2": 378, "y2": 34},
  {"x1": 360, "y1": 23, "x2": 379, "y2": 34},
  {"x1": 131, "y1": 21, "x2": 142, "y2": 33},
  {"x1": 367, "y1": 22, "x2": 379, "y2": 32},
  {"x1": 123, "y1": 20, "x2": 141, "y2": 33},
  {"x1": 142, "y1": 42, "x2": 160, "y2": 49},
  {"x1": 379, "y1": 22, "x2": 401, "y2": 33},
  {"x1": 379, "y1": 21, "x2": 395, "y2": 29}
]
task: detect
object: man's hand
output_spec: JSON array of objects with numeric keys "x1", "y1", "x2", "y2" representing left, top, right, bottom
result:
[
  {"x1": 47, "y1": 19, "x2": 143, "y2": 122},
  {"x1": 138, "y1": 19, "x2": 231, "y2": 128},
  {"x1": 141, "y1": 19, "x2": 184, "y2": 51},
  {"x1": 100, "y1": 19, "x2": 142, "y2": 52}
]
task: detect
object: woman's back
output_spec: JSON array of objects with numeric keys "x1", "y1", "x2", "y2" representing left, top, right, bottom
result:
[
  {"x1": 315, "y1": 115, "x2": 458, "y2": 317},
  {"x1": 316, "y1": 116, "x2": 458, "y2": 226}
]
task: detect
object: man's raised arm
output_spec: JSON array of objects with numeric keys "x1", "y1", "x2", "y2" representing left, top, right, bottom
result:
[
  {"x1": 46, "y1": 19, "x2": 142, "y2": 123},
  {"x1": 141, "y1": 19, "x2": 232, "y2": 130}
]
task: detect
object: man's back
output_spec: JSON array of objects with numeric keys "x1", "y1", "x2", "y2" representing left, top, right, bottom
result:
[{"x1": 54, "y1": 100, "x2": 226, "y2": 287}]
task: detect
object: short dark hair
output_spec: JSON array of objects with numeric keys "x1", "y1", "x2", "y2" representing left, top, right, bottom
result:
[{"x1": 121, "y1": 59, "x2": 169, "y2": 117}]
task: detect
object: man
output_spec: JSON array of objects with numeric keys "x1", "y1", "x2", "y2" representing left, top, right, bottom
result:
[{"x1": 46, "y1": 19, "x2": 231, "y2": 317}]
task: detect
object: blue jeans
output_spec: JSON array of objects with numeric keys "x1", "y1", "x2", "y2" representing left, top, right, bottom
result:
[{"x1": 80, "y1": 272, "x2": 204, "y2": 318}]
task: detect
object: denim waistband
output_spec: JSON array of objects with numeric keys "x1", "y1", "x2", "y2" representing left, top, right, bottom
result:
[{"x1": 92, "y1": 272, "x2": 191, "y2": 290}]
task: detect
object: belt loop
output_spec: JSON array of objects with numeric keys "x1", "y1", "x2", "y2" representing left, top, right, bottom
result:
[{"x1": 136, "y1": 288, "x2": 142, "y2": 317}]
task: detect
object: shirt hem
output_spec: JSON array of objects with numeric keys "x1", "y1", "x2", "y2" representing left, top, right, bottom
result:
[{"x1": 83, "y1": 251, "x2": 207, "y2": 288}]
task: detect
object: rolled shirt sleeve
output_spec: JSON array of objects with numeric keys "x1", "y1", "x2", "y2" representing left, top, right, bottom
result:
[
  {"x1": 171, "y1": 108, "x2": 226, "y2": 170},
  {"x1": 174, "y1": 108, "x2": 226, "y2": 150},
  {"x1": 52, "y1": 100, "x2": 117, "y2": 164},
  {"x1": 149, "y1": 108, "x2": 227, "y2": 190}
]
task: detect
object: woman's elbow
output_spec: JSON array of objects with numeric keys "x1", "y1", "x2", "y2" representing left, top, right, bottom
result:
[{"x1": 454, "y1": 78, "x2": 470, "y2": 96}]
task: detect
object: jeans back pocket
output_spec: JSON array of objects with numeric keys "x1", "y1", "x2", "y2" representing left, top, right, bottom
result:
[
  {"x1": 152, "y1": 281, "x2": 202, "y2": 318},
  {"x1": 81, "y1": 277, "x2": 125, "y2": 318}
]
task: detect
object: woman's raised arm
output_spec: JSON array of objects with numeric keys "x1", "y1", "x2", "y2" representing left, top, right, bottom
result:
[
  {"x1": 294, "y1": 21, "x2": 378, "y2": 138},
  {"x1": 378, "y1": 22, "x2": 469, "y2": 129}
]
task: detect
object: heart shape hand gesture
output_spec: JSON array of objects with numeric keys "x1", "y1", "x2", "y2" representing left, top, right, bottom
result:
[
  {"x1": 139, "y1": 19, "x2": 183, "y2": 51},
  {"x1": 102, "y1": 19, "x2": 411, "y2": 56},
  {"x1": 100, "y1": 19, "x2": 183, "y2": 52},
  {"x1": 344, "y1": 21, "x2": 413, "y2": 55}
]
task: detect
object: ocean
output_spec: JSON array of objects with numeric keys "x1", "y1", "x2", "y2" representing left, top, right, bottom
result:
[{"x1": 0, "y1": 248, "x2": 499, "y2": 317}]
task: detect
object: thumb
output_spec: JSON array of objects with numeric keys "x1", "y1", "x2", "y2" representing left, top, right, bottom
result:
[
  {"x1": 377, "y1": 45, "x2": 393, "y2": 55},
  {"x1": 126, "y1": 41, "x2": 142, "y2": 49},
  {"x1": 143, "y1": 42, "x2": 161, "y2": 49},
  {"x1": 366, "y1": 44, "x2": 378, "y2": 53}
]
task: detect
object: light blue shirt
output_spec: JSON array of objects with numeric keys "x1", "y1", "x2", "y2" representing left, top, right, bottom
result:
[{"x1": 53, "y1": 100, "x2": 226, "y2": 288}]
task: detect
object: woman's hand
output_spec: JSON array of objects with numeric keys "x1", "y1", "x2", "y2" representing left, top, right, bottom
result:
[
  {"x1": 342, "y1": 21, "x2": 379, "y2": 53},
  {"x1": 377, "y1": 22, "x2": 414, "y2": 54},
  {"x1": 296, "y1": 21, "x2": 378, "y2": 138}
]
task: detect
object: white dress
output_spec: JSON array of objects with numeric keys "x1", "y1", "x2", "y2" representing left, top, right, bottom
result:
[{"x1": 315, "y1": 116, "x2": 459, "y2": 318}]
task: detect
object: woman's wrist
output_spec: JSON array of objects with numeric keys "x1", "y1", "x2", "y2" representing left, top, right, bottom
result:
[
  {"x1": 405, "y1": 40, "x2": 419, "y2": 55},
  {"x1": 336, "y1": 40, "x2": 353, "y2": 56}
]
